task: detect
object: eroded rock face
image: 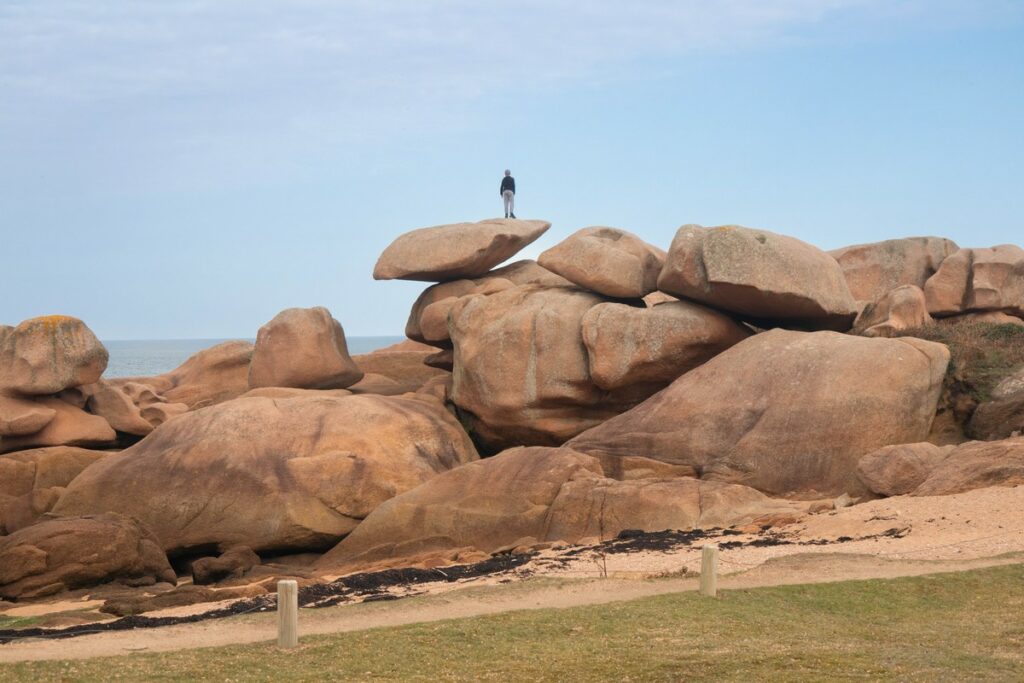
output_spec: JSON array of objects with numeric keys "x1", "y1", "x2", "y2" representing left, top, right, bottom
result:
[
  {"x1": 658, "y1": 225, "x2": 858, "y2": 331},
  {"x1": 0, "y1": 394, "x2": 56, "y2": 436},
  {"x1": 0, "y1": 513, "x2": 176, "y2": 600},
  {"x1": 53, "y1": 394, "x2": 478, "y2": 554},
  {"x1": 569, "y1": 330, "x2": 949, "y2": 498},
  {"x1": 913, "y1": 438, "x2": 1024, "y2": 496},
  {"x1": 924, "y1": 245, "x2": 1024, "y2": 317},
  {"x1": 317, "y1": 447, "x2": 803, "y2": 569},
  {"x1": 969, "y1": 368, "x2": 1024, "y2": 441},
  {"x1": 829, "y1": 237, "x2": 959, "y2": 303},
  {"x1": 119, "y1": 340, "x2": 254, "y2": 410},
  {"x1": 191, "y1": 546, "x2": 261, "y2": 585},
  {"x1": 0, "y1": 316, "x2": 108, "y2": 395},
  {"x1": 352, "y1": 340, "x2": 448, "y2": 393},
  {"x1": 0, "y1": 446, "x2": 110, "y2": 498},
  {"x1": 581, "y1": 300, "x2": 750, "y2": 391},
  {"x1": 449, "y1": 286, "x2": 647, "y2": 451},
  {"x1": 0, "y1": 398, "x2": 116, "y2": 453},
  {"x1": 538, "y1": 227, "x2": 665, "y2": 298},
  {"x1": 851, "y1": 285, "x2": 933, "y2": 337},
  {"x1": 248, "y1": 307, "x2": 363, "y2": 390},
  {"x1": 374, "y1": 219, "x2": 551, "y2": 282},
  {"x1": 856, "y1": 443, "x2": 954, "y2": 496}
]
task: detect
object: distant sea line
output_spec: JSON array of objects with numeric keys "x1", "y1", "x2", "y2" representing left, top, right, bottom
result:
[{"x1": 102, "y1": 336, "x2": 405, "y2": 378}]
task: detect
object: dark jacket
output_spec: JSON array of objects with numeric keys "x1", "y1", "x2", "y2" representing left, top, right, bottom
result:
[{"x1": 500, "y1": 176, "x2": 515, "y2": 195}]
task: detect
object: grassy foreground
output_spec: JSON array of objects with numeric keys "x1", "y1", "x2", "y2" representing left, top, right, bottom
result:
[{"x1": 4, "y1": 565, "x2": 1024, "y2": 682}]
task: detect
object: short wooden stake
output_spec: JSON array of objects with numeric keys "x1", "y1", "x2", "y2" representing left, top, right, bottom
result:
[
  {"x1": 277, "y1": 580, "x2": 299, "y2": 648},
  {"x1": 700, "y1": 544, "x2": 718, "y2": 598}
]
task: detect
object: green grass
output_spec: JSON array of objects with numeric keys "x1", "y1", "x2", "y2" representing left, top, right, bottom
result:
[{"x1": 5, "y1": 565, "x2": 1024, "y2": 681}]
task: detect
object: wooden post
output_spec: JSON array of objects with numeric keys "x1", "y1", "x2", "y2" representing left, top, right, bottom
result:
[
  {"x1": 700, "y1": 544, "x2": 718, "y2": 598},
  {"x1": 277, "y1": 580, "x2": 298, "y2": 648}
]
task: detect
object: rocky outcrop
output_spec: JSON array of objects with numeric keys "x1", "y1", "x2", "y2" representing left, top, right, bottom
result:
[
  {"x1": 851, "y1": 285, "x2": 932, "y2": 337},
  {"x1": 0, "y1": 446, "x2": 110, "y2": 498},
  {"x1": 968, "y1": 367, "x2": 1024, "y2": 441},
  {"x1": 191, "y1": 546, "x2": 261, "y2": 585},
  {"x1": 829, "y1": 237, "x2": 959, "y2": 303},
  {"x1": 0, "y1": 398, "x2": 116, "y2": 453},
  {"x1": 121, "y1": 340, "x2": 254, "y2": 410},
  {"x1": 913, "y1": 438, "x2": 1024, "y2": 496},
  {"x1": 0, "y1": 394, "x2": 56, "y2": 436},
  {"x1": 374, "y1": 219, "x2": 551, "y2": 282},
  {"x1": 248, "y1": 307, "x2": 363, "y2": 390},
  {"x1": 569, "y1": 330, "x2": 949, "y2": 498},
  {"x1": 82, "y1": 380, "x2": 188, "y2": 436},
  {"x1": 538, "y1": 227, "x2": 665, "y2": 298},
  {"x1": 448, "y1": 286, "x2": 647, "y2": 451},
  {"x1": 352, "y1": 339, "x2": 448, "y2": 393},
  {"x1": 0, "y1": 513, "x2": 176, "y2": 600},
  {"x1": 657, "y1": 225, "x2": 857, "y2": 330},
  {"x1": 53, "y1": 394, "x2": 478, "y2": 554},
  {"x1": 924, "y1": 245, "x2": 1024, "y2": 317},
  {"x1": 317, "y1": 447, "x2": 804, "y2": 569},
  {"x1": 0, "y1": 316, "x2": 108, "y2": 395},
  {"x1": 856, "y1": 443, "x2": 954, "y2": 496},
  {"x1": 581, "y1": 300, "x2": 750, "y2": 391},
  {"x1": 941, "y1": 311, "x2": 1024, "y2": 326},
  {"x1": 1, "y1": 487, "x2": 64, "y2": 534}
]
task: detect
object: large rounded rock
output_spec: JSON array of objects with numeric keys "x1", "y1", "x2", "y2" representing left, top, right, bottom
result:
[
  {"x1": 924, "y1": 245, "x2": 1024, "y2": 317},
  {"x1": 581, "y1": 300, "x2": 750, "y2": 391},
  {"x1": 374, "y1": 219, "x2": 551, "y2": 282},
  {"x1": 119, "y1": 340, "x2": 254, "y2": 410},
  {"x1": 0, "y1": 394, "x2": 56, "y2": 436},
  {"x1": 317, "y1": 447, "x2": 803, "y2": 569},
  {"x1": 851, "y1": 285, "x2": 933, "y2": 337},
  {"x1": 569, "y1": 330, "x2": 949, "y2": 498},
  {"x1": 0, "y1": 446, "x2": 110, "y2": 498},
  {"x1": 968, "y1": 368, "x2": 1024, "y2": 441},
  {"x1": 657, "y1": 225, "x2": 857, "y2": 331},
  {"x1": 0, "y1": 513, "x2": 175, "y2": 599},
  {"x1": 829, "y1": 237, "x2": 959, "y2": 303},
  {"x1": 538, "y1": 227, "x2": 665, "y2": 298},
  {"x1": 53, "y1": 394, "x2": 478, "y2": 554},
  {"x1": 449, "y1": 286, "x2": 647, "y2": 451},
  {"x1": 0, "y1": 316, "x2": 108, "y2": 395},
  {"x1": 856, "y1": 443, "x2": 954, "y2": 496},
  {"x1": 0, "y1": 398, "x2": 116, "y2": 453},
  {"x1": 913, "y1": 437, "x2": 1024, "y2": 496},
  {"x1": 248, "y1": 307, "x2": 363, "y2": 390}
]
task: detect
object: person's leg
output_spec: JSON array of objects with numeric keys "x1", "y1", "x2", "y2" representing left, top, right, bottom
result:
[
  {"x1": 502, "y1": 191, "x2": 512, "y2": 218},
  {"x1": 509, "y1": 192, "x2": 515, "y2": 218}
]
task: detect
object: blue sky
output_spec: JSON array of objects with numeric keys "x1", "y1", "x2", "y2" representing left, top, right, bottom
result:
[{"x1": 2, "y1": 1, "x2": 1022, "y2": 339}]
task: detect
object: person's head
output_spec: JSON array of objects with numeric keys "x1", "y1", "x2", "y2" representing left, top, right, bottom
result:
[{"x1": 504, "y1": 169, "x2": 511, "y2": 176}]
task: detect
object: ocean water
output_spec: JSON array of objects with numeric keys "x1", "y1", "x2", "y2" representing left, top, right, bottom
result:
[{"x1": 102, "y1": 336, "x2": 405, "y2": 378}]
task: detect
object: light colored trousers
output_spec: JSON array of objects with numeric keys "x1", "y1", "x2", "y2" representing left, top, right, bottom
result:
[{"x1": 502, "y1": 190, "x2": 515, "y2": 216}]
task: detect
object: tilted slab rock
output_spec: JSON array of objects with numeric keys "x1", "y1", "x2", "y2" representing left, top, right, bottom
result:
[
  {"x1": 538, "y1": 227, "x2": 666, "y2": 298},
  {"x1": 317, "y1": 447, "x2": 803, "y2": 570},
  {"x1": 657, "y1": 225, "x2": 857, "y2": 331},
  {"x1": 913, "y1": 437, "x2": 1024, "y2": 496},
  {"x1": 374, "y1": 219, "x2": 551, "y2": 282},
  {"x1": 924, "y1": 245, "x2": 1024, "y2": 317},
  {"x1": 449, "y1": 285, "x2": 649, "y2": 451},
  {"x1": 581, "y1": 300, "x2": 750, "y2": 391},
  {"x1": 0, "y1": 393, "x2": 56, "y2": 436},
  {"x1": 0, "y1": 446, "x2": 110, "y2": 497},
  {"x1": 856, "y1": 442, "x2": 954, "y2": 496},
  {"x1": 53, "y1": 394, "x2": 478, "y2": 554},
  {"x1": 829, "y1": 236, "x2": 959, "y2": 303},
  {"x1": 851, "y1": 285, "x2": 932, "y2": 337},
  {"x1": 569, "y1": 330, "x2": 949, "y2": 498},
  {"x1": 248, "y1": 307, "x2": 363, "y2": 390},
  {"x1": 0, "y1": 513, "x2": 176, "y2": 600},
  {"x1": 0, "y1": 316, "x2": 108, "y2": 395},
  {"x1": 352, "y1": 339, "x2": 448, "y2": 393},
  {"x1": 0, "y1": 398, "x2": 115, "y2": 454}
]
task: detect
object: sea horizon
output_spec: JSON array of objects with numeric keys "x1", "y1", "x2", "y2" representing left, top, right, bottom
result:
[{"x1": 102, "y1": 335, "x2": 405, "y2": 378}]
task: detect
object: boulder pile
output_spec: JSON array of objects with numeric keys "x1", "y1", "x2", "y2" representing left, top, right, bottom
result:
[{"x1": 3, "y1": 217, "x2": 1023, "y2": 603}]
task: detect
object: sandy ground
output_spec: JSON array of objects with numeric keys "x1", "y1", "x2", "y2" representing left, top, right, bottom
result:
[{"x1": 2, "y1": 484, "x2": 1023, "y2": 663}]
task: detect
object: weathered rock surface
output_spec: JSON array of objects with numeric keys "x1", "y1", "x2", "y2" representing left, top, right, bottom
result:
[
  {"x1": 856, "y1": 443, "x2": 954, "y2": 496},
  {"x1": 374, "y1": 219, "x2": 551, "y2": 282},
  {"x1": 53, "y1": 394, "x2": 478, "y2": 554},
  {"x1": 191, "y1": 546, "x2": 261, "y2": 585},
  {"x1": 1, "y1": 487, "x2": 64, "y2": 534},
  {"x1": 405, "y1": 260, "x2": 571, "y2": 346},
  {"x1": 829, "y1": 237, "x2": 959, "y2": 303},
  {"x1": 941, "y1": 311, "x2": 1024, "y2": 326},
  {"x1": 82, "y1": 380, "x2": 188, "y2": 436},
  {"x1": 449, "y1": 286, "x2": 647, "y2": 451},
  {"x1": 0, "y1": 398, "x2": 116, "y2": 453},
  {"x1": 0, "y1": 394, "x2": 56, "y2": 436},
  {"x1": 581, "y1": 300, "x2": 750, "y2": 391},
  {"x1": 969, "y1": 367, "x2": 1024, "y2": 441},
  {"x1": 248, "y1": 307, "x2": 363, "y2": 390},
  {"x1": 0, "y1": 513, "x2": 176, "y2": 600},
  {"x1": 913, "y1": 438, "x2": 1024, "y2": 496},
  {"x1": 119, "y1": 340, "x2": 254, "y2": 410},
  {"x1": 318, "y1": 447, "x2": 803, "y2": 569},
  {"x1": 538, "y1": 227, "x2": 666, "y2": 298},
  {"x1": 0, "y1": 316, "x2": 108, "y2": 395},
  {"x1": 924, "y1": 245, "x2": 1024, "y2": 317},
  {"x1": 352, "y1": 339, "x2": 447, "y2": 393},
  {"x1": 0, "y1": 446, "x2": 110, "y2": 497},
  {"x1": 658, "y1": 225, "x2": 857, "y2": 330},
  {"x1": 569, "y1": 330, "x2": 949, "y2": 497},
  {"x1": 851, "y1": 285, "x2": 933, "y2": 337}
]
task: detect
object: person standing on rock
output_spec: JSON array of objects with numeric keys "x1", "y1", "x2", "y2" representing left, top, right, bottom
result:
[{"x1": 500, "y1": 169, "x2": 516, "y2": 219}]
